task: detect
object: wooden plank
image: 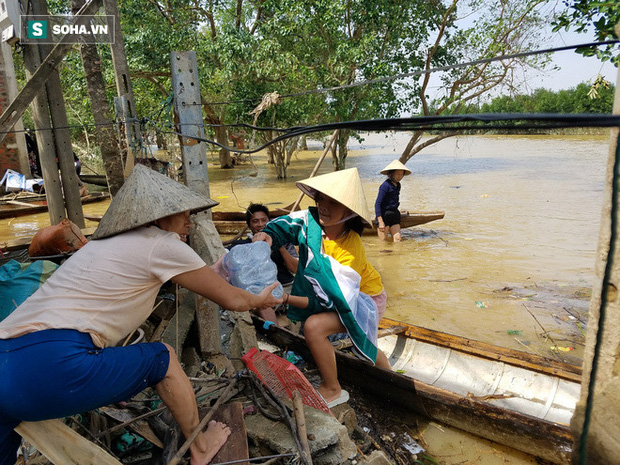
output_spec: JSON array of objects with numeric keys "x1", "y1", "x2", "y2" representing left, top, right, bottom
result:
[
  {"x1": 16, "y1": 419, "x2": 121, "y2": 465},
  {"x1": 198, "y1": 402, "x2": 249, "y2": 465},
  {"x1": 99, "y1": 406, "x2": 163, "y2": 448},
  {"x1": 7, "y1": 200, "x2": 36, "y2": 207},
  {"x1": 0, "y1": 0, "x2": 104, "y2": 144},
  {"x1": 379, "y1": 317, "x2": 582, "y2": 383}
]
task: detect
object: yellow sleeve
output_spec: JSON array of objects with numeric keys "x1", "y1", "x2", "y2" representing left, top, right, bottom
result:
[{"x1": 323, "y1": 233, "x2": 384, "y2": 296}]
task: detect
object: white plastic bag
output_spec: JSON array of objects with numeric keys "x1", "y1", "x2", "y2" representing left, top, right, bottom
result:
[{"x1": 222, "y1": 241, "x2": 283, "y2": 298}]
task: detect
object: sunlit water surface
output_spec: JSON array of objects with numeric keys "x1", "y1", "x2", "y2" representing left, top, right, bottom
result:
[
  {"x1": 1, "y1": 133, "x2": 609, "y2": 362},
  {"x1": 2, "y1": 132, "x2": 611, "y2": 464}
]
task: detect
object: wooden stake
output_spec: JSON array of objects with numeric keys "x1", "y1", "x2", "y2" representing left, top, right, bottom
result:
[{"x1": 292, "y1": 390, "x2": 313, "y2": 464}]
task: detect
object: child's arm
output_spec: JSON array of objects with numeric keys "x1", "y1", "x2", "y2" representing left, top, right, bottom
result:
[
  {"x1": 280, "y1": 245, "x2": 299, "y2": 274},
  {"x1": 375, "y1": 184, "x2": 387, "y2": 231},
  {"x1": 257, "y1": 215, "x2": 302, "y2": 250},
  {"x1": 285, "y1": 293, "x2": 309, "y2": 309}
]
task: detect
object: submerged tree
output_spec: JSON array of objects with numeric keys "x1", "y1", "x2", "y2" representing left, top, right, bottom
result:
[{"x1": 400, "y1": 0, "x2": 551, "y2": 162}]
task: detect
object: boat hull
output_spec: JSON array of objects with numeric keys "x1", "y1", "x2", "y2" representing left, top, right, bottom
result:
[
  {"x1": 212, "y1": 210, "x2": 445, "y2": 235},
  {"x1": 252, "y1": 316, "x2": 577, "y2": 464},
  {"x1": 0, "y1": 193, "x2": 110, "y2": 220}
]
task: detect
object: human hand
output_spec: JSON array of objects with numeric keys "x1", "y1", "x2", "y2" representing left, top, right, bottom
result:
[
  {"x1": 210, "y1": 253, "x2": 229, "y2": 279},
  {"x1": 378, "y1": 222, "x2": 385, "y2": 231},
  {"x1": 257, "y1": 282, "x2": 282, "y2": 309},
  {"x1": 252, "y1": 232, "x2": 272, "y2": 246}
]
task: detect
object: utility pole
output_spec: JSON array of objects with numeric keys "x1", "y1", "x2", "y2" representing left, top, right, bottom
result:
[{"x1": 32, "y1": 0, "x2": 84, "y2": 227}]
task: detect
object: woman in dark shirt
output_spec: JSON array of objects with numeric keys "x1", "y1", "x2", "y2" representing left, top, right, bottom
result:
[{"x1": 374, "y1": 160, "x2": 411, "y2": 242}]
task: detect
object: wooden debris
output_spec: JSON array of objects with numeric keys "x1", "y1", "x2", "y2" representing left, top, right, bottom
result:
[
  {"x1": 200, "y1": 402, "x2": 250, "y2": 465},
  {"x1": 16, "y1": 419, "x2": 121, "y2": 465},
  {"x1": 168, "y1": 378, "x2": 239, "y2": 465},
  {"x1": 292, "y1": 390, "x2": 313, "y2": 465}
]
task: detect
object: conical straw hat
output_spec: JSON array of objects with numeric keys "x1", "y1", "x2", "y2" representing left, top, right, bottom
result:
[
  {"x1": 296, "y1": 167, "x2": 372, "y2": 227},
  {"x1": 92, "y1": 164, "x2": 219, "y2": 240},
  {"x1": 380, "y1": 159, "x2": 411, "y2": 175}
]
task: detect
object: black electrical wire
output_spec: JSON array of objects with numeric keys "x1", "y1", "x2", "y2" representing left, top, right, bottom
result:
[
  {"x1": 198, "y1": 40, "x2": 620, "y2": 107},
  {"x1": 150, "y1": 113, "x2": 620, "y2": 155},
  {"x1": 578, "y1": 130, "x2": 620, "y2": 464}
]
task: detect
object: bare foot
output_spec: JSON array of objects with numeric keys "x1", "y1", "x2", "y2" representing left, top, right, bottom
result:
[
  {"x1": 317, "y1": 385, "x2": 341, "y2": 405},
  {"x1": 190, "y1": 420, "x2": 231, "y2": 465}
]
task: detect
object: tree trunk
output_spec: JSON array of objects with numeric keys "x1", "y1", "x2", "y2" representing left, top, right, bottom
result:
[
  {"x1": 402, "y1": 130, "x2": 462, "y2": 163},
  {"x1": 72, "y1": 0, "x2": 124, "y2": 196},
  {"x1": 285, "y1": 136, "x2": 299, "y2": 167},
  {"x1": 272, "y1": 140, "x2": 286, "y2": 179},
  {"x1": 401, "y1": 130, "x2": 423, "y2": 161},
  {"x1": 202, "y1": 101, "x2": 232, "y2": 168},
  {"x1": 332, "y1": 129, "x2": 350, "y2": 170}
]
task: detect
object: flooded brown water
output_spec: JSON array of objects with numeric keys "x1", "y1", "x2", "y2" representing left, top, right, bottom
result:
[
  {"x1": 1, "y1": 132, "x2": 610, "y2": 463},
  {"x1": 1, "y1": 133, "x2": 608, "y2": 364}
]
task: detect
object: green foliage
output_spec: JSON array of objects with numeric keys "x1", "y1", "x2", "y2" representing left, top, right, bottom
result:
[
  {"x1": 12, "y1": 0, "x2": 571, "y2": 173},
  {"x1": 476, "y1": 82, "x2": 615, "y2": 114},
  {"x1": 552, "y1": 0, "x2": 620, "y2": 65}
]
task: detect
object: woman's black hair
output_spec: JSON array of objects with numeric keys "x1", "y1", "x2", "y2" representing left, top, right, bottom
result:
[{"x1": 245, "y1": 203, "x2": 270, "y2": 226}]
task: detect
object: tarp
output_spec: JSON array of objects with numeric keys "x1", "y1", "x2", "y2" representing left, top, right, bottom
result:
[{"x1": 0, "y1": 259, "x2": 58, "y2": 322}]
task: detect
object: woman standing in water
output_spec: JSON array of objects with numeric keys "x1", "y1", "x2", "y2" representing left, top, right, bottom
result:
[{"x1": 375, "y1": 160, "x2": 411, "y2": 242}]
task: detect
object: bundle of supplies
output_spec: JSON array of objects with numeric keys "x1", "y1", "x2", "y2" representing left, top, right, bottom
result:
[{"x1": 222, "y1": 241, "x2": 283, "y2": 298}]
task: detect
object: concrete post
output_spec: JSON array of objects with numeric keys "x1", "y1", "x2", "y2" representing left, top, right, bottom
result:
[
  {"x1": 570, "y1": 23, "x2": 620, "y2": 464},
  {"x1": 171, "y1": 51, "x2": 239, "y2": 368}
]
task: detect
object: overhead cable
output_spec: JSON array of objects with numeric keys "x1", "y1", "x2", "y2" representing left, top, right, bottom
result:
[{"x1": 199, "y1": 40, "x2": 620, "y2": 106}]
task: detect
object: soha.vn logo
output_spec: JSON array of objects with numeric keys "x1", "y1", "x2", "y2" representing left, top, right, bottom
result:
[{"x1": 27, "y1": 20, "x2": 47, "y2": 39}]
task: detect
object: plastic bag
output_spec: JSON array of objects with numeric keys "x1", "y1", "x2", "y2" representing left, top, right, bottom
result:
[{"x1": 222, "y1": 241, "x2": 283, "y2": 298}]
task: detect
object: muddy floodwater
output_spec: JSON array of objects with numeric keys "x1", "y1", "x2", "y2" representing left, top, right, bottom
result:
[
  {"x1": 1, "y1": 132, "x2": 609, "y2": 364},
  {"x1": 214, "y1": 132, "x2": 607, "y2": 367},
  {"x1": 0, "y1": 132, "x2": 610, "y2": 463}
]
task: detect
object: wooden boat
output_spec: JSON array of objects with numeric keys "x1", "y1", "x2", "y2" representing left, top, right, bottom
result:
[
  {"x1": 80, "y1": 174, "x2": 108, "y2": 187},
  {"x1": 212, "y1": 209, "x2": 445, "y2": 235},
  {"x1": 251, "y1": 315, "x2": 580, "y2": 464},
  {"x1": 79, "y1": 209, "x2": 445, "y2": 236},
  {"x1": 0, "y1": 192, "x2": 110, "y2": 220}
]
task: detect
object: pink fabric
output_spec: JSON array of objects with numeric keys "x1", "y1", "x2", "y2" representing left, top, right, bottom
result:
[{"x1": 371, "y1": 289, "x2": 387, "y2": 319}]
